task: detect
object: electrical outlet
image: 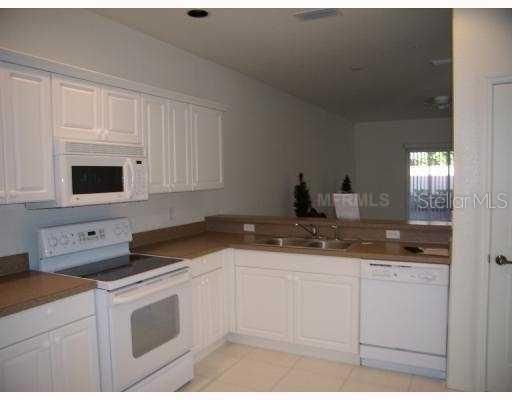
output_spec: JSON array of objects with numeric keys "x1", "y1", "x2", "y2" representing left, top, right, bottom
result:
[
  {"x1": 386, "y1": 230, "x2": 400, "y2": 240},
  {"x1": 243, "y1": 224, "x2": 256, "y2": 232}
]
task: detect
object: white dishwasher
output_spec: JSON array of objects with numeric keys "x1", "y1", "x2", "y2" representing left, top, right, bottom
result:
[{"x1": 360, "y1": 260, "x2": 449, "y2": 379}]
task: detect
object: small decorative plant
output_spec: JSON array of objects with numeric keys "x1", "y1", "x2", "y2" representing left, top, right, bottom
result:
[
  {"x1": 293, "y1": 173, "x2": 326, "y2": 218},
  {"x1": 341, "y1": 175, "x2": 353, "y2": 193},
  {"x1": 294, "y1": 173, "x2": 312, "y2": 217}
]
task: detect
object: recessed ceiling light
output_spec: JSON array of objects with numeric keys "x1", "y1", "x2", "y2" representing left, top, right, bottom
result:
[
  {"x1": 430, "y1": 58, "x2": 452, "y2": 67},
  {"x1": 350, "y1": 65, "x2": 365, "y2": 72},
  {"x1": 293, "y1": 9, "x2": 341, "y2": 21},
  {"x1": 187, "y1": 9, "x2": 209, "y2": 18},
  {"x1": 425, "y1": 95, "x2": 451, "y2": 110}
]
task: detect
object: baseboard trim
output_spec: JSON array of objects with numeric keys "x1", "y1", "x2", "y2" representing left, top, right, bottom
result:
[
  {"x1": 194, "y1": 337, "x2": 227, "y2": 362},
  {"x1": 227, "y1": 333, "x2": 361, "y2": 365}
]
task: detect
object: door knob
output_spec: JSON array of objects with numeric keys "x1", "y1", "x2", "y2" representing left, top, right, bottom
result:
[{"x1": 495, "y1": 255, "x2": 512, "y2": 265}]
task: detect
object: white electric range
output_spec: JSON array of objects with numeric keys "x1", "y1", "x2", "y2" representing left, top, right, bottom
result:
[{"x1": 37, "y1": 218, "x2": 193, "y2": 392}]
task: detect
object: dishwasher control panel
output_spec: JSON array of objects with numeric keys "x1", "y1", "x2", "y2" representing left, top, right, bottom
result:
[{"x1": 361, "y1": 260, "x2": 449, "y2": 286}]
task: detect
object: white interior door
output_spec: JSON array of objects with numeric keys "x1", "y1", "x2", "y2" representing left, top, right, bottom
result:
[{"x1": 487, "y1": 81, "x2": 512, "y2": 391}]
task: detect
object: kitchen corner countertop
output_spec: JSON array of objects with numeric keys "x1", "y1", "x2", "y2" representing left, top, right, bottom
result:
[
  {"x1": 135, "y1": 232, "x2": 451, "y2": 265},
  {"x1": 0, "y1": 271, "x2": 96, "y2": 318}
]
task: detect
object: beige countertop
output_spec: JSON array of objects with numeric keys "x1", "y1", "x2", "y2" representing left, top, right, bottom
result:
[
  {"x1": 0, "y1": 271, "x2": 96, "y2": 318},
  {"x1": 206, "y1": 214, "x2": 452, "y2": 231},
  {"x1": 135, "y1": 232, "x2": 450, "y2": 265}
]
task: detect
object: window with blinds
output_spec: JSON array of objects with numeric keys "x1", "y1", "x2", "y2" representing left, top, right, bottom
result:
[{"x1": 407, "y1": 149, "x2": 453, "y2": 221}]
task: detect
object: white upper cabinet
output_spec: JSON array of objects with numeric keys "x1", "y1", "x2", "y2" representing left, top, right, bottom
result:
[
  {"x1": 169, "y1": 100, "x2": 193, "y2": 192},
  {"x1": 190, "y1": 105, "x2": 223, "y2": 190},
  {"x1": 144, "y1": 99, "x2": 223, "y2": 194},
  {"x1": 52, "y1": 75, "x2": 142, "y2": 145},
  {"x1": 52, "y1": 75, "x2": 102, "y2": 141},
  {"x1": 102, "y1": 86, "x2": 141, "y2": 144},
  {"x1": 0, "y1": 63, "x2": 54, "y2": 203},
  {"x1": 143, "y1": 95, "x2": 170, "y2": 193}
]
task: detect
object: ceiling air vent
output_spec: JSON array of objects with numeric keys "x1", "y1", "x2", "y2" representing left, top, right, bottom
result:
[{"x1": 293, "y1": 9, "x2": 341, "y2": 21}]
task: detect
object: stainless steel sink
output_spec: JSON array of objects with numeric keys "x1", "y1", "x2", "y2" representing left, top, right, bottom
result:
[
  {"x1": 254, "y1": 237, "x2": 355, "y2": 251},
  {"x1": 254, "y1": 237, "x2": 286, "y2": 246}
]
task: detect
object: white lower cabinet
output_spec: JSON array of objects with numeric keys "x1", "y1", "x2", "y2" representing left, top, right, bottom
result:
[
  {"x1": 294, "y1": 272, "x2": 359, "y2": 353},
  {"x1": 236, "y1": 267, "x2": 293, "y2": 342},
  {"x1": 234, "y1": 251, "x2": 360, "y2": 355},
  {"x1": 0, "y1": 315, "x2": 99, "y2": 391},
  {"x1": 0, "y1": 291, "x2": 99, "y2": 391},
  {"x1": 0, "y1": 333, "x2": 52, "y2": 391},
  {"x1": 192, "y1": 267, "x2": 226, "y2": 356},
  {"x1": 49, "y1": 316, "x2": 100, "y2": 391}
]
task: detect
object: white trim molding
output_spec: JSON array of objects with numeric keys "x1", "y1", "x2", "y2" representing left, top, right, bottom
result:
[{"x1": 0, "y1": 46, "x2": 229, "y2": 112}]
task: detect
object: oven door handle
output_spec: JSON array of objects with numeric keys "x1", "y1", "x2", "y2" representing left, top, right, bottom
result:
[{"x1": 111, "y1": 270, "x2": 190, "y2": 306}]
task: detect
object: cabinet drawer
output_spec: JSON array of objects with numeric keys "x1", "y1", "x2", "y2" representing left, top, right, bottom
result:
[
  {"x1": 0, "y1": 290, "x2": 95, "y2": 349},
  {"x1": 234, "y1": 250, "x2": 360, "y2": 277},
  {"x1": 190, "y1": 251, "x2": 224, "y2": 278}
]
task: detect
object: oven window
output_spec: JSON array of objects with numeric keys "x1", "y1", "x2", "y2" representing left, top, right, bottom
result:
[
  {"x1": 130, "y1": 295, "x2": 180, "y2": 358},
  {"x1": 72, "y1": 166, "x2": 124, "y2": 194}
]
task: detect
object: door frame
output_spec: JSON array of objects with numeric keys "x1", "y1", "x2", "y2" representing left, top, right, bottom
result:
[{"x1": 472, "y1": 74, "x2": 512, "y2": 390}]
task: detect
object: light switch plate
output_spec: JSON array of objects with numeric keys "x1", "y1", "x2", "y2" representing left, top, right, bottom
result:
[
  {"x1": 386, "y1": 230, "x2": 400, "y2": 240},
  {"x1": 243, "y1": 224, "x2": 256, "y2": 232}
]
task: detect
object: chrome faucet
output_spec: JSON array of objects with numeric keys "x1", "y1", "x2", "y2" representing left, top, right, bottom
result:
[
  {"x1": 331, "y1": 224, "x2": 342, "y2": 241},
  {"x1": 294, "y1": 223, "x2": 320, "y2": 239}
]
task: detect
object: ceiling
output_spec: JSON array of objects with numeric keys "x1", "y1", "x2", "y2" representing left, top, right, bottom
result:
[{"x1": 93, "y1": 8, "x2": 452, "y2": 122}]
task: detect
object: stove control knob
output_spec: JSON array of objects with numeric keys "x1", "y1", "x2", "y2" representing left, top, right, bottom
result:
[
  {"x1": 48, "y1": 237, "x2": 58, "y2": 247},
  {"x1": 114, "y1": 225, "x2": 122, "y2": 236},
  {"x1": 59, "y1": 235, "x2": 69, "y2": 246}
]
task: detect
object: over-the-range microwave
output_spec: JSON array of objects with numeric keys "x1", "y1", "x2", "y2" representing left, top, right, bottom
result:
[{"x1": 52, "y1": 139, "x2": 148, "y2": 207}]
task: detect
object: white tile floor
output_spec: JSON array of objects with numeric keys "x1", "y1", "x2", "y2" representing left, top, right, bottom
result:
[{"x1": 179, "y1": 342, "x2": 451, "y2": 392}]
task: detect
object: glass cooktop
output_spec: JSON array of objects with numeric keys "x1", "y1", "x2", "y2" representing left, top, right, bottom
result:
[{"x1": 57, "y1": 254, "x2": 183, "y2": 282}]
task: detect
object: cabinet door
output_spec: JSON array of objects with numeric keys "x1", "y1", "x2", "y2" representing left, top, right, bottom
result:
[
  {"x1": 52, "y1": 75, "x2": 102, "y2": 141},
  {"x1": 294, "y1": 272, "x2": 359, "y2": 353},
  {"x1": 204, "y1": 268, "x2": 226, "y2": 346},
  {"x1": 190, "y1": 105, "x2": 223, "y2": 190},
  {"x1": 50, "y1": 316, "x2": 100, "y2": 391},
  {"x1": 0, "y1": 333, "x2": 52, "y2": 391},
  {"x1": 169, "y1": 101, "x2": 193, "y2": 191},
  {"x1": 2, "y1": 64, "x2": 54, "y2": 203},
  {"x1": 236, "y1": 266, "x2": 293, "y2": 342},
  {"x1": 102, "y1": 86, "x2": 141, "y2": 144},
  {"x1": 191, "y1": 276, "x2": 205, "y2": 355},
  {"x1": 143, "y1": 95, "x2": 170, "y2": 193}
]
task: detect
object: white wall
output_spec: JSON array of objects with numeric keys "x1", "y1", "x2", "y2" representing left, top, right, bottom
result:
[
  {"x1": 448, "y1": 9, "x2": 512, "y2": 391},
  {"x1": 0, "y1": 9, "x2": 353, "y2": 264},
  {"x1": 353, "y1": 118, "x2": 452, "y2": 220}
]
